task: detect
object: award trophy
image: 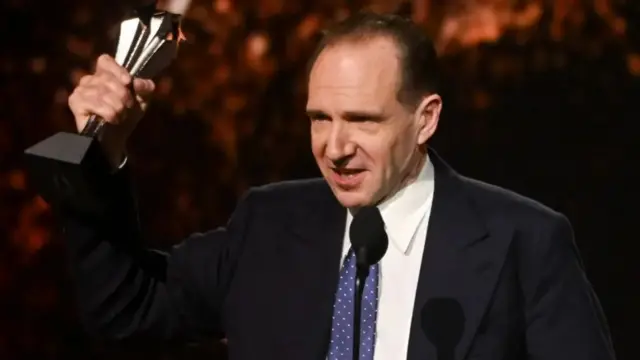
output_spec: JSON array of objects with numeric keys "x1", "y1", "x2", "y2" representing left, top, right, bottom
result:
[{"x1": 23, "y1": 0, "x2": 191, "y2": 215}]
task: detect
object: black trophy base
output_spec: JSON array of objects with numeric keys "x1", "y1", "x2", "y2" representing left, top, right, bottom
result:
[{"x1": 24, "y1": 132, "x2": 114, "y2": 215}]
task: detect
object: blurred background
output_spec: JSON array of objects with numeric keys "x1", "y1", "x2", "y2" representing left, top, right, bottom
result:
[{"x1": 0, "y1": 0, "x2": 637, "y2": 359}]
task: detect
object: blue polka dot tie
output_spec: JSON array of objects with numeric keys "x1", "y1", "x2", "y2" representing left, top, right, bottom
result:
[{"x1": 327, "y1": 249, "x2": 379, "y2": 360}]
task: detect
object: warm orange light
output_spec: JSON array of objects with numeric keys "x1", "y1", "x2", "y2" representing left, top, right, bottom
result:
[
  {"x1": 178, "y1": 26, "x2": 187, "y2": 42},
  {"x1": 166, "y1": 25, "x2": 187, "y2": 42},
  {"x1": 628, "y1": 54, "x2": 640, "y2": 76}
]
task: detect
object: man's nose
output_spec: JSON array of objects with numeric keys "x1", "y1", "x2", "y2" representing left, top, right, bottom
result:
[{"x1": 325, "y1": 122, "x2": 356, "y2": 163}]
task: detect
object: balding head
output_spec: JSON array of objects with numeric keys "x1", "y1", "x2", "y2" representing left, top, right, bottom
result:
[{"x1": 307, "y1": 11, "x2": 440, "y2": 109}]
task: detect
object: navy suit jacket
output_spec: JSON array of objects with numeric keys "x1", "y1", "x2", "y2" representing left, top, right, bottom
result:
[{"x1": 62, "y1": 150, "x2": 616, "y2": 359}]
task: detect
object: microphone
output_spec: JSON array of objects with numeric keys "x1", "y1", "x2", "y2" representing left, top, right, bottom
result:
[
  {"x1": 421, "y1": 298, "x2": 466, "y2": 360},
  {"x1": 349, "y1": 206, "x2": 388, "y2": 360}
]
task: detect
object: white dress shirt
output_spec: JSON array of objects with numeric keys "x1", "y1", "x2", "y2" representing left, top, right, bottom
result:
[{"x1": 340, "y1": 155, "x2": 435, "y2": 360}]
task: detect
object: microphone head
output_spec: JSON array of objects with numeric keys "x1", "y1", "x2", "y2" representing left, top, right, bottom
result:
[
  {"x1": 421, "y1": 298, "x2": 465, "y2": 350},
  {"x1": 349, "y1": 206, "x2": 388, "y2": 267}
]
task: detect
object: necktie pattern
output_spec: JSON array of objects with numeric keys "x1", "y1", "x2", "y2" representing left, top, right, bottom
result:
[{"x1": 328, "y1": 250, "x2": 379, "y2": 360}]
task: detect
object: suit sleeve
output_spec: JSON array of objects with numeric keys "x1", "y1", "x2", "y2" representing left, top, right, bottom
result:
[
  {"x1": 519, "y1": 214, "x2": 616, "y2": 360},
  {"x1": 62, "y1": 164, "x2": 253, "y2": 342}
]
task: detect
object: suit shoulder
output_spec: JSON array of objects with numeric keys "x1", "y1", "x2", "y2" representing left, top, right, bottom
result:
[
  {"x1": 459, "y1": 175, "x2": 568, "y2": 226},
  {"x1": 244, "y1": 177, "x2": 331, "y2": 205}
]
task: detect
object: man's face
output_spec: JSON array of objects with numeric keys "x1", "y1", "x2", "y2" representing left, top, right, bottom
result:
[{"x1": 307, "y1": 37, "x2": 439, "y2": 209}]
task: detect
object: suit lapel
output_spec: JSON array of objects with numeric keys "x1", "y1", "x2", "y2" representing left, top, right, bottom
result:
[
  {"x1": 283, "y1": 181, "x2": 346, "y2": 359},
  {"x1": 274, "y1": 150, "x2": 510, "y2": 359},
  {"x1": 406, "y1": 150, "x2": 509, "y2": 360}
]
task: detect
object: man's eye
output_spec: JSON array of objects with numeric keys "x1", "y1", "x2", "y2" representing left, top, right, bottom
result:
[
  {"x1": 348, "y1": 115, "x2": 374, "y2": 123},
  {"x1": 344, "y1": 113, "x2": 384, "y2": 123}
]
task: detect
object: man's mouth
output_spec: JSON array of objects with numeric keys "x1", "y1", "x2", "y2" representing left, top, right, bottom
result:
[
  {"x1": 330, "y1": 168, "x2": 366, "y2": 188},
  {"x1": 332, "y1": 168, "x2": 365, "y2": 176}
]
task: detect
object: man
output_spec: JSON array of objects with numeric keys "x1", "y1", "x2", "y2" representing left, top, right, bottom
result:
[{"x1": 64, "y1": 12, "x2": 615, "y2": 360}]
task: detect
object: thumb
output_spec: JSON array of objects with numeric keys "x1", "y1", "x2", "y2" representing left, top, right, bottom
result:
[{"x1": 132, "y1": 78, "x2": 156, "y2": 99}]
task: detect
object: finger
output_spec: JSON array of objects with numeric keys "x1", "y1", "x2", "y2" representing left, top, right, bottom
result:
[
  {"x1": 103, "y1": 76, "x2": 135, "y2": 109},
  {"x1": 68, "y1": 86, "x2": 96, "y2": 120},
  {"x1": 99, "y1": 90, "x2": 130, "y2": 120},
  {"x1": 95, "y1": 54, "x2": 131, "y2": 85},
  {"x1": 73, "y1": 91, "x2": 120, "y2": 125},
  {"x1": 89, "y1": 71, "x2": 134, "y2": 108},
  {"x1": 132, "y1": 78, "x2": 155, "y2": 98},
  {"x1": 88, "y1": 98, "x2": 120, "y2": 125},
  {"x1": 68, "y1": 88, "x2": 105, "y2": 131},
  {"x1": 68, "y1": 93, "x2": 90, "y2": 132},
  {"x1": 78, "y1": 74, "x2": 93, "y2": 87}
]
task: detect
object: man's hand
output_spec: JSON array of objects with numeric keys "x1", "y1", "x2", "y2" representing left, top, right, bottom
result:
[{"x1": 68, "y1": 54, "x2": 155, "y2": 168}]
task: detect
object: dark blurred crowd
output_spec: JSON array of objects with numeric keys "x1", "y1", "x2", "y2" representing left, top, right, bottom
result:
[{"x1": 0, "y1": 0, "x2": 637, "y2": 359}]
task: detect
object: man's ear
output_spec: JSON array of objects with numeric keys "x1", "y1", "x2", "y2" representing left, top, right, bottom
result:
[{"x1": 414, "y1": 93, "x2": 442, "y2": 146}]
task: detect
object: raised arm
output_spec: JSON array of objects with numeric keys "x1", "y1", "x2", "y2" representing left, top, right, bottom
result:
[
  {"x1": 63, "y1": 54, "x2": 253, "y2": 341},
  {"x1": 62, "y1": 163, "x2": 255, "y2": 341}
]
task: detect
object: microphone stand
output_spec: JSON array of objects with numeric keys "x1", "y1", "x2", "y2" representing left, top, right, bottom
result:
[
  {"x1": 353, "y1": 265, "x2": 369, "y2": 360},
  {"x1": 348, "y1": 207, "x2": 388, "y2": 360}
]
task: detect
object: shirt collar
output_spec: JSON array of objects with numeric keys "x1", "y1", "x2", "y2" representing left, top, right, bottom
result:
[{"x1": 346, "y1": 154, "x2": 435, "y2": 255}]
